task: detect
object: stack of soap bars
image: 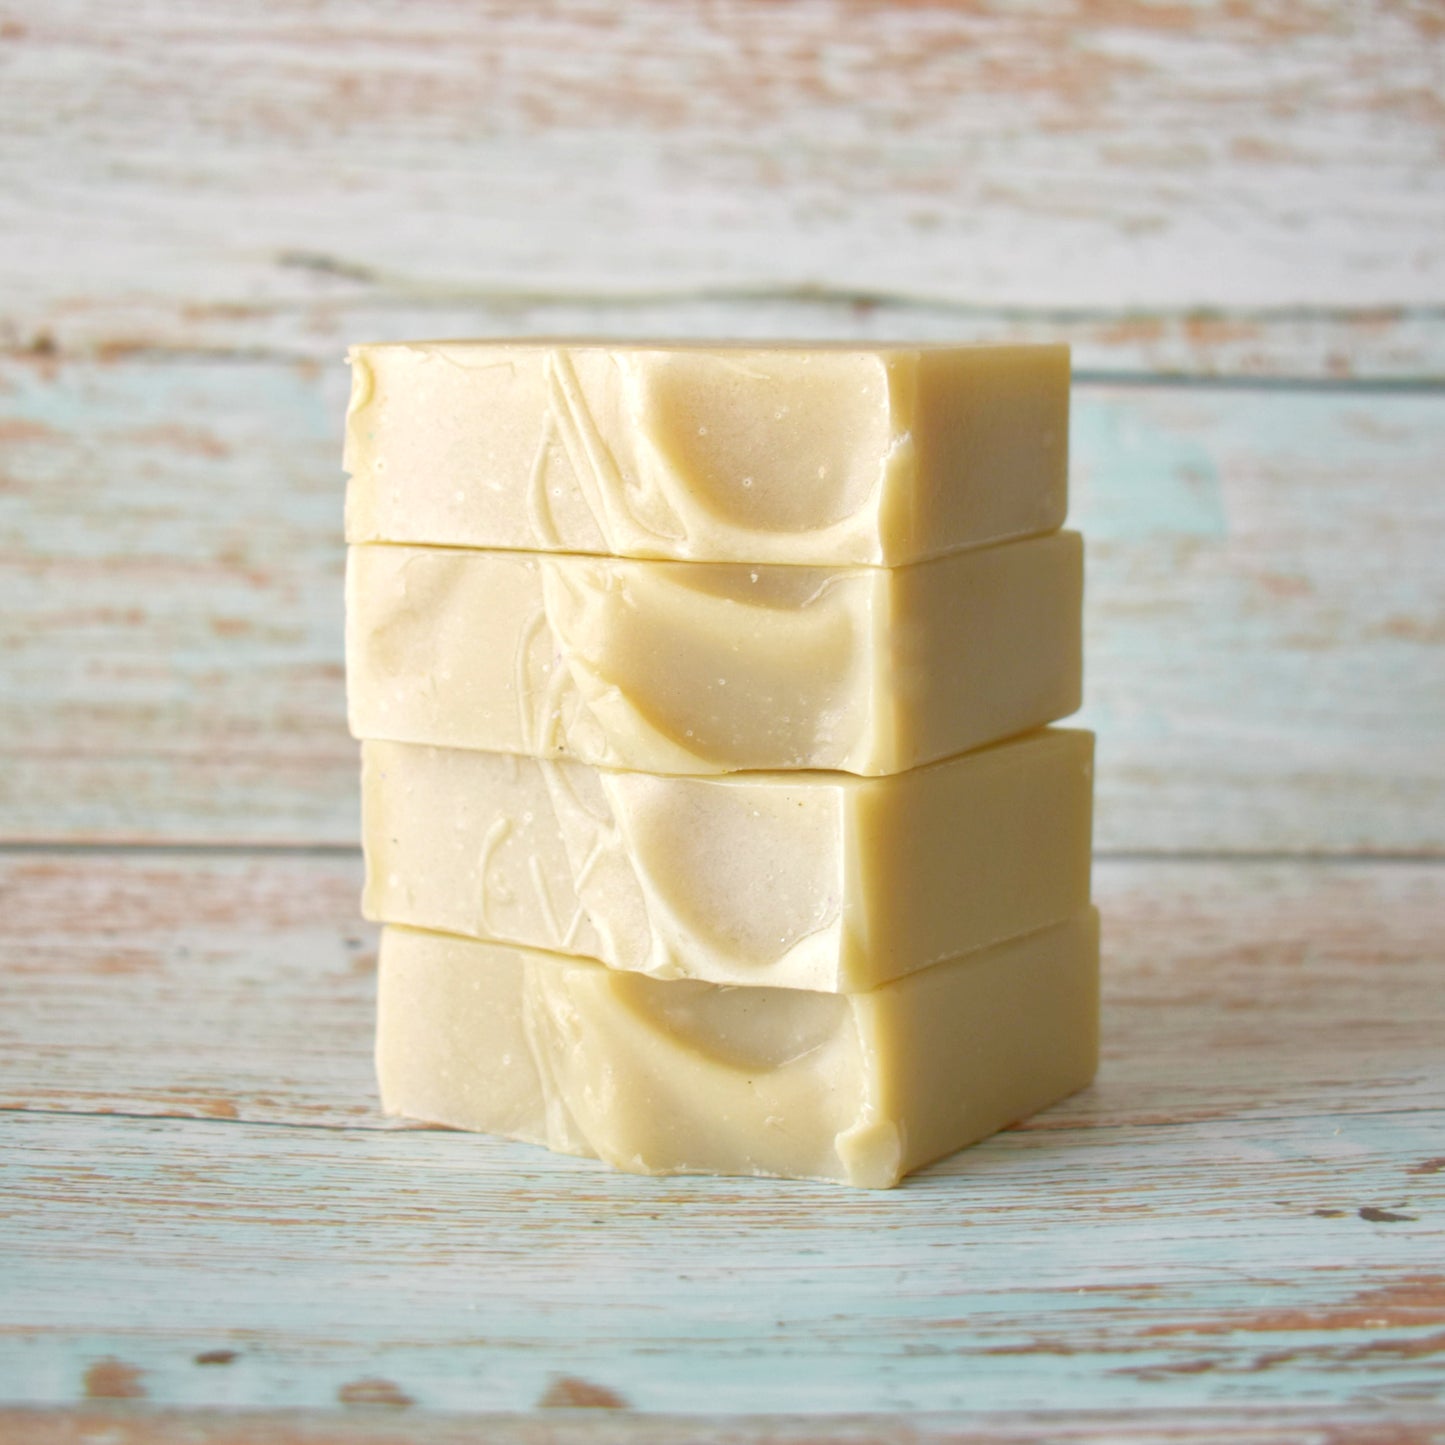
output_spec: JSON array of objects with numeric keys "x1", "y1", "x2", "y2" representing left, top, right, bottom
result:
[{"x1": 344, "y1": 341, "x2": 1097, "y2": 1189}]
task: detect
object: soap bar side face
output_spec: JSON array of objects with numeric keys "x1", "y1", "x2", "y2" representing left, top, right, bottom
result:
[
  {"x1": 344, "y1": 343, "x2": 602, "y2": 557},
  {"x1": 892, "y1": 530, "x2": 1084, "y2": 768},
  {"x1": 623, "y1": 348, "x2": 895, "y2": 546},
  {"x1": 345, "y1": 344, "x2": 895, "y2": 563},
  {"x1": 346, "y1": 545, "x2": 882, "y2": 774},
  {"x1": 598, "y1": 769, "x2": 848, "y2": 985},
  {"x1": 843, "y1": 729, "x2": 1094, "y2": 988},
  {"x1": 344, "y1": 342, "x2": 1069, "y2": 566},
  {"x1": 361, "y1": 742, "x2": 851, "y2": 989},
  {"x1": 872, "y1": 909, "x2": 1100, "y2": 1179},
  {"x1": 536, "y1": 552, "x2": 881, "y2": 771},
  {"x1": 373, "y1": 928, "x2": 588, "y2": 1157},
  {"x1": 896, "y1": 346, "x2": 1071, "y2": 557},
  {"x1": 538, "y1": 968, "x2": 869, "y2": 1184},
  {"x1": 375, "y1": 913, "x2": 1101, "y2": 1188},
  {"x1": 346, "y1": 537, "x2": 1082, "y2": 776},
  {"x1": 361, "y1": 731, "x2": 1093, "y2": 991}
]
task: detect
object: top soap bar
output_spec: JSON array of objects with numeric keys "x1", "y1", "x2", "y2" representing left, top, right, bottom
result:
[{"x1": 344, "y1": 341, "x2": 1070, "y2": 566}]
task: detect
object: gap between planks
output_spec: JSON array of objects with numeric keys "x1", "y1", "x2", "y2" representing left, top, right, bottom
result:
[
  {"x1": 1, "y1": 1405, "x2": 1443, "y2": 1445},
  {"x1": 4, "y1": 1100, "x2": 1443, "y2": 1138},
  {"x1": 6, "y1": 339, "x2": 1445, "y2": 393},
  {"x1": 5, "y1": 360, "x2": 1440, "y2": 855},
  {"x1": 1, "y1": 843, "x2": 1442, "y2": 864},
  {"x1": 3, "y1": 853, "x2": 1440, "y2": 1137}
]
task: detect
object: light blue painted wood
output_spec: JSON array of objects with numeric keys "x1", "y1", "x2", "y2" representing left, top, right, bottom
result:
[
  {"x1": 3, "y1": 854, "x2": 1440, "y2": 1133},
  {"x1": 1, "y1": 853, "x2": 1441, "y2": 1422},
  {"x1": 1, "y1": 360, "x2": 1442, "y2": 852},
  {"x1": 3, "y1": 1107, "x2": 1441, "y2": 1415},
  {"x1": 6, "y1": 0, "x2": 1445, "y2": 344},
  {"x1": 2, "y1": 5, "x2": 1441, "y2": 1438}
]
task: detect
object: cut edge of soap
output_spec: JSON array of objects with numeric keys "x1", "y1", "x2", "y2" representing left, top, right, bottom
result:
[{"x1": 374, "y1": 910, "x2": 1101, "y2": 1190}]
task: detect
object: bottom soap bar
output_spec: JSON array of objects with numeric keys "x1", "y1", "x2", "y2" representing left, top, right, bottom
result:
[{"x1": 376, "y1": 912, "x2": 1100, "y2": 1188}]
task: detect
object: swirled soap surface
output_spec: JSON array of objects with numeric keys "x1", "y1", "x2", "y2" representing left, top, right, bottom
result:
[
  {"x1": 376, "y1": 912, "x2": 1100, "y2": 1188},
  {"x1": 345, "y1": 341, "x2": 1069, "y2": 567}
]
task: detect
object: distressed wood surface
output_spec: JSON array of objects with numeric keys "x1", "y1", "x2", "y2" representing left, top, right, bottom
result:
[
  {"x1": 3, "y1": 852, "x2": 1442, "y2": 1133},
  {"x1": 5, "y1": 1410, "x2": 1445, "y2": 1445},
  {"x1": 3, "y1": 357, "x2": 1441, "y2": 853},
  {"x1": 0, "y1": 852, "x2": 1441, "y2": 1422},
  {"x1": 3, "y1": 0, "x2": 1444, "y2": 1436},
  {"x1": 2, "y1": 0, "x2": 1444, "y2": 368},
  {"x1": 12, "y1": 297, "x2": 1445, "y2": 385}
]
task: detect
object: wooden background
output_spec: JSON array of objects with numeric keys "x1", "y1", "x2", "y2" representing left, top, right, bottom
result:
[{"x1": 1, "y1": 2, "x2": 1442, "y2": 1440}]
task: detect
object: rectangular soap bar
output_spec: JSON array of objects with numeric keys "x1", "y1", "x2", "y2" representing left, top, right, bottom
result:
[
  {"x1": 346, "y1": 532, "x2": 1083, "y2": 776},
  {"x1": 344, "y1": 341, "x2": 1069, "y2": 567},
  {"x1": 362, "y1": 729, "x2": 1094, "y2": 992},
  {"x1": 376, "y1": 911, "x2": 1100, "y2": 1188}
]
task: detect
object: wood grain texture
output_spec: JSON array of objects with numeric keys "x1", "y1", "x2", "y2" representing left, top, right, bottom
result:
[
  {"x1": 3, "y1": 1, "x2": 1443, "y2": 1434},
  {"x1": 3, "y1": 852, "x2": 1442, "y2": 1133},
  {"x1": 2, "y1": 0, "x2": 1443, "y2": 372},
  {"x1": 1, "y1": 851, "x2": 1440, "y2": 1418},
  {"x1": 3, "y1": 357, "x2": 1441, "y2": 852},
  {"x1": 11, "y1": 297, "x2": 1445, "y2": 384},
  {"x1": 2, "y1": 1409, "x2": 1444, "y2": 1445},
  {"x1": 4, "y1": 1098, "x2": 1442, "y2": 1414}
]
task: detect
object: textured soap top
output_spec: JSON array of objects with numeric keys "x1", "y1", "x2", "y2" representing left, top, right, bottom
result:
[{"x1": 344, "y1": 341, "x2": 1070, "y2": 566}]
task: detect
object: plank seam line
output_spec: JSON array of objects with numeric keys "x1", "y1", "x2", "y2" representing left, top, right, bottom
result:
[
  {"x1": 1, "y1": 843, "x2": 1442, "y2": 865},
  {"x1": 1093, "y1": 849, "x2": 1445, "y2": 865},
  {"x1": 71, "y1": 273, "x2": 1445, "y2": 322},
  {"x1": 1076, "y1": 373, "x2": 1445, "y2": 394},
  {"x1": 0, "y1": 1106, "x2": 389, "y2": 1136},
  {"x1": 4, "y1": 344, "x2": 1443, "y2": 393},
  {"x1": 4, "y1": 1103, "x2": 1442, "y2": 1137},
  {"x1": 0, "y1": 842, "x2": 363, "y2": 858},
  {"x1": 0, "y1": 1409, "x2": 1441, "y2": 1431}
]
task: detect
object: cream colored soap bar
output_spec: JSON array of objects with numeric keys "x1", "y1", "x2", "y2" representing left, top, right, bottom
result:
[
  {"x1": 362, "y1": 729, "x2": 1093, "y2": 992},
  {"x1": 377, "y1": 912, "x2": 1099, "y2": 1188},
  {"x1": 344, "y1": 341, "x2": 1069, "y2": 566},
  {"x1": 346, "y1": 533, "x2": 1082, "y2": 776}
]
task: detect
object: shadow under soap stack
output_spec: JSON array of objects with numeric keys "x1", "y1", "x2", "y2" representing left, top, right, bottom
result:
[{"x1": 343, "y1": 341, "x2": 1097, "y2": 1188}]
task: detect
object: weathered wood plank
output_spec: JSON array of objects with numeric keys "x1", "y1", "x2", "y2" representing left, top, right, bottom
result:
[
  {"x1": 0, "y1": 356, "x2": 356, "y2": 845},
  {"x1": 0, "y1": 851, "x2": 374, "y2": 1127},
  {"x1": 3, "y1": 1, "x2": 1439, "y2": 1433},
  {"x1": 2, "y1": 1406, "x2": 1443, "y2": 1445},
  {"x1": 2, "y1": 0, "x2": 1443, "y2": 367},
  {"x1": 1, "y1": 853, "x2": 1440, "y2": 1133},
  {"x1": 12, "y1": 298, "x2": 1445, "y2": 384},
  {"x1": 2, "y1": 357, "x2": 1441, "y2": 851},
  {"x1": 1, "y1": 854, "x2": 1441, "y2": 1418},
  {"x1": 1077, "y1": 382, "x2": 1445, "y2": 854},
  {"x1": 2, "y1": 1108, "x2": 1441, "y2": 1415}
]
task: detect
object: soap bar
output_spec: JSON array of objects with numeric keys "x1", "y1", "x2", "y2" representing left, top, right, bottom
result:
[
  {"x1": 362, "y1": 729, "x2": 1093, "y2": 992},
  {"x1": 344, "y1": 341, "x2": 1069, "y2": 566},
  {"x1": 376, "y1": 911, "x2": 1100, "y2": 1188},
  {"x1": 346, "y1": 533, "x2": 1082, "y2": 776}
]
